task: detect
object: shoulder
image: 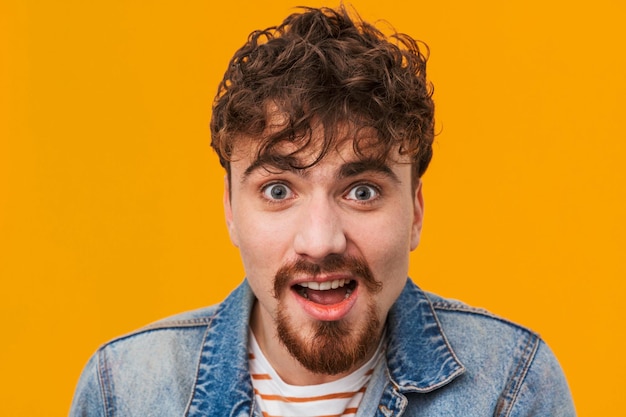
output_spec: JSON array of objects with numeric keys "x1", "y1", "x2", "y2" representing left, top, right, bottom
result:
[
  {"x1": 96, "y1": 303, "x2": 222, "y2": 370},
  {"x1": 421, "y1": 291, "x2": 575, "y2": 415},
  {"x1": 70, "y1": 281, "x2": 257, "y2": 416},
  {"x1": 70, "y1": 304, "x2": 225, "y2": 416},
  {"x1": 422, "y1": 291, "x2": 545, "y2": 381},
  {"x1": 95, "y1": 304, "x2": 219, "y2": 356},
  {"x1": 424, "y1": 291, "x2": 540, "y2": 342},
  {"x1": 120, "y1": 303, "x2": 221, "y2": 335},
  {"x1": 84, "y1": 281, "x2": 253, "y2": 383}
]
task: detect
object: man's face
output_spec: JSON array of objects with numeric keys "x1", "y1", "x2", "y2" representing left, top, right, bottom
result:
[{"x1": 224, "y1": 129, "x2": 424, "y2": 381}]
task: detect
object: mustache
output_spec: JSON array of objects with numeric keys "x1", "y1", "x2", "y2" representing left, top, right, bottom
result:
[{"x1": 273, "y1": 254, "x2": 382, "y2": 298}]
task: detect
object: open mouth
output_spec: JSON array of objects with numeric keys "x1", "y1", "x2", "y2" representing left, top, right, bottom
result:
[{"x1": 293, "y1": 279, "x2": 358, "y2": 305}]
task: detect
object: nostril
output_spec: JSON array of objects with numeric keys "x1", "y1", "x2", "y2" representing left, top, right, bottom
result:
[{"x1": 293, "y1": 234, "x2": 348, "y2": 259}]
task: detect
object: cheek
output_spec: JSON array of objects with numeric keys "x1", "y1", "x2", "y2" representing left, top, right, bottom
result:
[
  {"x1": 371, "y1": 237, "x2": 411, "y2": 316},
  {"x1": 237, "y1": 215, "x2": 288, "y2": 251},
  {"x1": 233, "y1": 212, "x2": 291, "y2": 280},
  {"x1": 353, "y1": 213, "x2": 414, "y2": 265},
  {"x1": 353, "y1": 214, "x2": 413, "y2": 294}
]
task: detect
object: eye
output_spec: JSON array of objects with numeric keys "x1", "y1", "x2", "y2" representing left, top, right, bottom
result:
[
  {"x1": 345, "y1": 184, "x2": 379, "y2": 202},
  {"x1": 262, "y1": 183, "x2": 293, "y2": 201}
]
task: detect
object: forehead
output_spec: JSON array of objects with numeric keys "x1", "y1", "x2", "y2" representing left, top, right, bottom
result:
[{"x1": 229, "y1": 123, "x2": 408, "y2": 173}]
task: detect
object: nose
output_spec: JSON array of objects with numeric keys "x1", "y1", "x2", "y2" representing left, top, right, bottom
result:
[{"x1": 293, "y1": 195, "x2": 347, "y2": 261}]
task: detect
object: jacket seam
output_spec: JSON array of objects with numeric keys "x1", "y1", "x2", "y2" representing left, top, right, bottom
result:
[
  {"x1": 249, "y1": 391, "x2": 257, "y2": 417},
  {"x1": 431, "y1": 301, "x2": 540, "y2": 337},
  {"x1": 144, "y1": 317, "x2": 216, "y2": 328},
  {"x1": 496, "y1": 332, "x2": 541, "y2": 417},
  {"x1": 97, "y1": 317, "x2": 216, "y2": 351},
  {"x1": 97, "y1": 348, "x2": 112, "y2": 417}
]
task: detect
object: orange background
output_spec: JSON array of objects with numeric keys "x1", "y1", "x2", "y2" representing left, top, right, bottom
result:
[{"x1": 1, "y1": 0, "x2": 624, "y2": 415}]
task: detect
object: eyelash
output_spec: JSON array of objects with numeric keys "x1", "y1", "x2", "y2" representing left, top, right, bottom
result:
[
  {"x1": 260, "y1": 181, "x2": 294, "y2": 203},
  {"x1": 258, "y1": 181, "x2": 383, "y2": 206},
  {"x1": 344, "y1": 182, "x2": 382, "y2": 204}
]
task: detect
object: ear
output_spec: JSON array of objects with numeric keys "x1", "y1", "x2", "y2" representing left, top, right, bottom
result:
[
  {"x1": 410, "y1": 180, "x2": 425, "y2": 251},
  {"x1": 223, "y1": 175, "x2": 240, "y2": 247}
]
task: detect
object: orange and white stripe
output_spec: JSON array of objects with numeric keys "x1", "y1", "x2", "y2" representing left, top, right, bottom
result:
[{"x1": 248, "y1": 330, "x2": 384, "y2": 417}]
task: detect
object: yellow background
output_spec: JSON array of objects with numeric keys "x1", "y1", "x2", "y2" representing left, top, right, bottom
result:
[{"x1": 1, "y1": 0, "x2": 624, "y2": 415}]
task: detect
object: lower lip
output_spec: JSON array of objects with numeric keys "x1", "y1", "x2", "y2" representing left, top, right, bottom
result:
[{"x1": 291, "y1": 285, "x2": 359, "y2": 321}]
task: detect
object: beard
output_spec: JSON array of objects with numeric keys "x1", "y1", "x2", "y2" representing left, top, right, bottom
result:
[{"x1": 273, "y1": 254, "x2": 383, "y2": 375}]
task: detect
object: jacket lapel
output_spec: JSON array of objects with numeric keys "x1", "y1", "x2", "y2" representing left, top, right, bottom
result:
[
  {"x1": 185, "y1": 281, "x2": 257, "y2": 417},
  {"x1": 385, "y1": 279, "x2": 465, "y2": 393}
]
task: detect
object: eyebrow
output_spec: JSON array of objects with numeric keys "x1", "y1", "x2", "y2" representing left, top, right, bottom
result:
[
  {"x1": 337, "y1": 159, "x2": 400, "y2": 183},
  {"x1": 241, "y1": 155, "x2": 304, "y2": 182},
  {"x1": 241, "y1": 155, "x2": 400, "y2": 184}
]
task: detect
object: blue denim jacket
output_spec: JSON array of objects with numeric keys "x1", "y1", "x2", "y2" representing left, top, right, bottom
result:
[{"x1": 70, "y1": 279, "x2": 575, "y2": 416}]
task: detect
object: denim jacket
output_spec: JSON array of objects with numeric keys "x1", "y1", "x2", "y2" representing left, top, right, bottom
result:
[{"x1": 70, "y1": 279, "x2": 575, "y2": 416}]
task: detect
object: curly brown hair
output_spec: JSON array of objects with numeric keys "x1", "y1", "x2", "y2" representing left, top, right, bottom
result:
[{"x1": 210, "y1": 6, "x2": 435, "y2": 184}]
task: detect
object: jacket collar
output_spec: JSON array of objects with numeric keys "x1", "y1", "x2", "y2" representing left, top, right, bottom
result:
[
  {"x1": 185, "y1": 279, "x2": 465, "y2": 415},
  {"x1": 385, "y1": 279, "x2": 465, "y2": 393}
]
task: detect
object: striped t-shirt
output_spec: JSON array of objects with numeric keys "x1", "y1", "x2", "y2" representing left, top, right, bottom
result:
[{"x1": 248, "y1": 329, "x2": 384, "y2": 417}]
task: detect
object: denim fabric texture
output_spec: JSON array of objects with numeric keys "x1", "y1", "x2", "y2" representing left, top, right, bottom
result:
[{"x1": 70, "y1": 279, "x2": 575, "y2": 416}]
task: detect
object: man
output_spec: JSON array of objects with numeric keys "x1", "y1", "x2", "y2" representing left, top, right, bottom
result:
[{"x1": 71, "y1": 6, "x2": 575, "y2": 416}]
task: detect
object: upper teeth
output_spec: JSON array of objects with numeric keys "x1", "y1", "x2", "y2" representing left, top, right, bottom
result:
[{"x1": 299, "y1": 279, "x2": 351, "y2": 291}]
